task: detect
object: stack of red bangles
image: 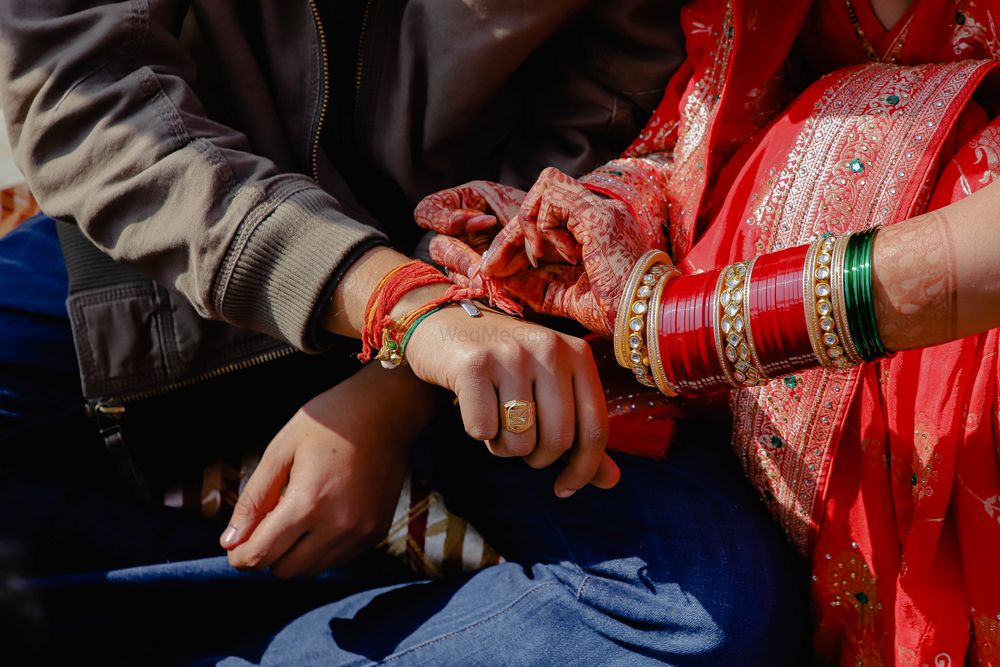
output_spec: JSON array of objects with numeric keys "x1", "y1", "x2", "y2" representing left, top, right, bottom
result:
[{"x1": 615, "y1": 229, "x2": 889, "y2": 395}]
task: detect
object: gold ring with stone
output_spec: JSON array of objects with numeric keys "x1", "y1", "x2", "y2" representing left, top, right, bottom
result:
[{"x1": 501, "y1": 399, "x2": 535, "y2": 434}]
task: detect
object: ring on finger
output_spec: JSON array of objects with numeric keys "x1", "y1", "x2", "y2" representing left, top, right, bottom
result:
[{"x1": 500, "y1": 399, "x2": 536, "y2": 434}]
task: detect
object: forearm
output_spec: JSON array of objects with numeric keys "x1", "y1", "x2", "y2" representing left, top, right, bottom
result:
[
  {"x1": 320, "y1": 246, "x2": 452, "y2": 338},
  {"x1": 619, "y1": 184, "x2": 1000, "y2": 395},
  {"x1": 0, "y1": 2, "x2": 386, "y2": 352},
  {"x1": 873, "y1": 179, "x2": 1000, "y2": 350}
]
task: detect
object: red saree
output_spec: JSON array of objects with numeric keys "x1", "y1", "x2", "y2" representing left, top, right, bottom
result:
[{"x1": 621, "y1": 0, "x2": 1000, "y2": 664}]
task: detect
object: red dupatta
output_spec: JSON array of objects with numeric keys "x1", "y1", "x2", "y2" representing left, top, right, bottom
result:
[{"x1": 622, "y1": 0, "x2": 1000, "y2": 664}]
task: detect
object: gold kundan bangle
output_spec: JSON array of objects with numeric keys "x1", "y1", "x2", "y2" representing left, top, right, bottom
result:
[
  {"x1": 739, "y1": 256, "x2": 767, "y2": 386},
  {"x1": 806, "y1": 232, "x2": 853, "y2": 369},
  {"x1": 715, "y1": 259, "x2": 763, "y2": 387},
  {"x1": 646, "y1": 266, "x2": 681, "y2": 397},
  {"x1": 615, "y1": 250, "x2": 671, "y2": 370},
  {"x1": 803, "y1": 237, "x2": 828, "y2": 366},
  {"x1": 713, "y1": 265, "x2": 740, "y2": 388}
]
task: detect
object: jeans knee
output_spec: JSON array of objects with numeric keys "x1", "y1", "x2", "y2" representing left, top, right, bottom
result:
[{"x1": 573, "y1": 542, "x2": 807, "y2": 665}]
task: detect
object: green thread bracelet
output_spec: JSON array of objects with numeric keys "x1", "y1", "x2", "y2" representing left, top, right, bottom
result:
[{"x1": 398, "y1": 305, "x2": 447, "y2": 363}]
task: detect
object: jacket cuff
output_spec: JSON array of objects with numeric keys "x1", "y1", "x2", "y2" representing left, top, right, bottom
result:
[{"x1": 219, "y1": 186, "x2": 388, "y2": 352}]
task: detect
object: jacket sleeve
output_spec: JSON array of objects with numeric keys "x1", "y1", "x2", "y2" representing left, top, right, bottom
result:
[{"x1": 0, "y1": 1, "x2": 388, "y2": 352}]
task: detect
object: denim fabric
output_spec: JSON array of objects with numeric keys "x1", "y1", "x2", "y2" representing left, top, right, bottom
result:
[
  {"x1": 0, "y1": 214, "x2": 83, "y2": 438},
  {"x1": 25, "y1": 437, "x2": 807, "y2": 666},
  {"x1": 1, "y1": 216, "x2": 808, "y2": 666},
  {"x1": 212, "y1": 435, "x2": 804, "y2": 666}
]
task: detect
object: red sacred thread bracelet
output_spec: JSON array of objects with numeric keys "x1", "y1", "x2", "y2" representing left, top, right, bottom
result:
[
  {"x1": 359, "y1": 262, "x2": 454, "y2": 363},
  {"x1": 358, "y1": 261, "x2": 523, "y2": 364}
]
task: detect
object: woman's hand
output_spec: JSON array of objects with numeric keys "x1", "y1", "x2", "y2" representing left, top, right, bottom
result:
[
  {"x1": 413, "y1": 180, "x2": 525, "y2": 249},
  {"x1": 404, "y1": 305, "x2": 621, "y2": 498},
  {"x1": 220, "y1": 363, "x2": 437, "y2": 579},
  {"x1": 414, "y1": 180, "x2": 535, "y2": 288},
  {"x1": 485, "y1": 168, "x2": 655, "y2": 335}
]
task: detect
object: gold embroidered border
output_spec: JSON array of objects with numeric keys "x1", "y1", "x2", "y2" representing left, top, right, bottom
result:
[
  {"x1": 729, "y1": 60, "x2": 992, "y2": 552},
  {"x1": 665, "y1": 1, "x2": 735, "y2": 260}
]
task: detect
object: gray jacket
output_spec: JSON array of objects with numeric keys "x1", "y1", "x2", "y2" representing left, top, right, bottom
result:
[{"x1": 0, "y1": 1, "x2": 681, "y2": 411}]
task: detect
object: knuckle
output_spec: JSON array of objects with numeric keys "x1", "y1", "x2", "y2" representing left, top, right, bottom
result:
[
  {"x1": 562, "y1": 335, "x2": 592, "y2": 360},
  {"x1": 465, "y1": 419, "x2": 495, "y2": 442},
  {"x1": 533, "y1": 338, "x2": 563, "y2": 367},
  {"x1": 460, "y1": 348, "x2": 493, "y2": 375},
  {"x1": 232, "y1": 494, "x2": 259, "y2": 519},
  {"x1": 580, "y1": 421, "x2": 610, "y2": 449},
  {"x1": 546, "y1": 430, "x2": 576, "y2": 455},
  {"x1": 497, "y1": 341, "x2": 527, "y2": 366},
  {"x1": 328, "y1": 510, "x2": 355, "y2": 535}
]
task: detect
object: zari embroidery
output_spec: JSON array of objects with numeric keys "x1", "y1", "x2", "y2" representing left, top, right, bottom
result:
[
  {"x1": 730, "y1": 60, "x2": 991, "y2": 552},
  {"x1": 953, "y1": 1, "x2": 1000, "y2": 57},
  {"x1": 663, "y1": 1, "x2": 735, "y2": 260},
  {"x1": 814, "y1": 545, "x2": 884, "y2": 666}
]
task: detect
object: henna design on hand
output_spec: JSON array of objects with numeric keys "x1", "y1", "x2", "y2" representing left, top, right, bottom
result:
[{"x1": 873, "y1": 210, "x2": 958, "y2": 350}]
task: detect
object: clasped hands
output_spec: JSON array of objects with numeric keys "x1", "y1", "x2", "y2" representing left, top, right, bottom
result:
[
  {"x1": 414, "y1": 167, "x2": 660, "y2": 336},
  {"x1": 221, "y1": 168, "x2": 656, "y2": 579}
]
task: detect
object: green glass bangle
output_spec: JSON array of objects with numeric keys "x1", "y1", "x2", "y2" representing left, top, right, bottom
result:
[
  {"x1": 858, "y1": 228, "x2": 886, "y2": 359},
  {"x1": 843, "y1": 229, "x2": 884, "y2": 361},
  {"x1": 855, "y1": 233, "x2": 875, "y2": 360},
  {"x1": 842, "y1": 233, "x2": 867, "y2": 360},
  {"x1": 847, "y1": 232, "x2": 874, "y2": 360},
  {"x1": 399, "y1": 305, "x2": 447, "y2": 362}
]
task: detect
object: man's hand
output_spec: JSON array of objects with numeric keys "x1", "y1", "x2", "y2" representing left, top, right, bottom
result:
[
  {"x1": 405, "y1": 305, "x2": 621, "y2": 499},
  {"x1": 220, "y1": 363, "x2": 439, "y2": 579}
]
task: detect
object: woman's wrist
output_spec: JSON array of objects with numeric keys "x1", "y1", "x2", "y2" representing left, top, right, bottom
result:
[{"x1": 620, "y1": 230, "x2": 894, "y2": 396}]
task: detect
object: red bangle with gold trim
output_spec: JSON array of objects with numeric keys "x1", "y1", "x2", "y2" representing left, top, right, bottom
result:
[
  {"x1": 749, "y1": 244, "x2": 814, "y2": 376},
  {"x1": 658, "y1": 268, "x2": 728, "y2": 395}
]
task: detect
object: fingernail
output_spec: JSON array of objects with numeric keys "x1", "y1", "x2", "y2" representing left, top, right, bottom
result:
[
  {"x1": 555, "y1": 487, "x2": 575, "y2": 499},
  {"x1": 222, "y1": 525, "x2": 239, "y2": 545},
  {"x1": 526, "y1": 245, "x2": 538, "y2": 268}
]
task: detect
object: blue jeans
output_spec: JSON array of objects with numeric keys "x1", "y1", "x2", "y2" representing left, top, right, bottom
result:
[
  {"x1": 0, "y1": 214, "x2": 82, "y2": 438},
  {"x1": 30, "y1": 438, "x2": 807, "y2": 666},
  {"x1": 2, "y1": 216, "x2": 808, "y2": 665}
]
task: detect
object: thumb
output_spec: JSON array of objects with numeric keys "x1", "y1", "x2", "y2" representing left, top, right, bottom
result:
[{"x1": 220, "y1": 441, "x2": 291, "y2": 550}]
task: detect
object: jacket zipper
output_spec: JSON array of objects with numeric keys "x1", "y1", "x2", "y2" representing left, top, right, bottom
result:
[
  {"x1": 88, "y1": 1, "x2": 327, "y2": 490},
  {"x1": 91, "y1": 345, "x2": 297, "y2": 413},
  {"x1": 354, "y1": 1, "x2": 373, "y2": 99},
  {"x1": 308, "y1": 0, "x2": 331, "y2": 182},
  {"x1": 89, "y1": 344, "x2": 295, "y2": 496}
]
